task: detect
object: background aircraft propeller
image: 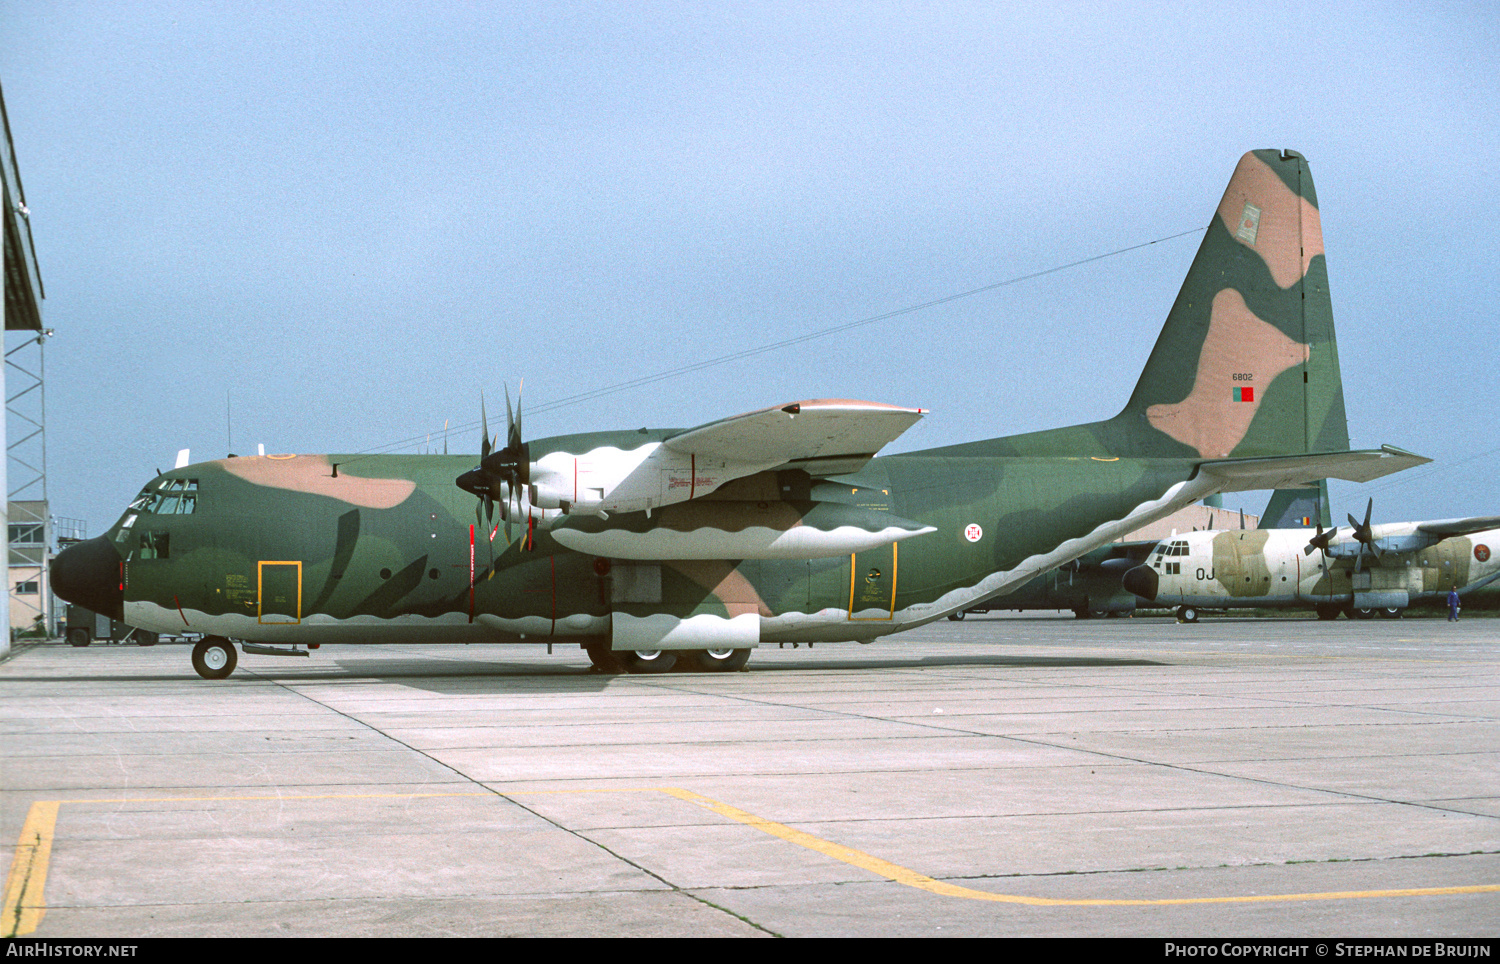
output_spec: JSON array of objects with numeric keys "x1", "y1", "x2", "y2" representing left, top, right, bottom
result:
[
  {"x1": 1347, "y1": 498, "x2": 1381, "y2": 574},
  {"x1": 1304, "y1": 522, "x2": 1336, "y2": 556}
]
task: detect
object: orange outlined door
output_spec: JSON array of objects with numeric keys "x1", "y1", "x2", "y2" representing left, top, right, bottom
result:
[
  {"x1": 258, "y1": 561, "x2": 302, "y2": 624},
  {"x1": 848, "y1": 543, "x2": 898, "y2": 621}
]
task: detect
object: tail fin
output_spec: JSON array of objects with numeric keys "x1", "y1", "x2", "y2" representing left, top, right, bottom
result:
[
  {"x1": 1259, "y1": 479, "x2": 1332, "y2": 529},
  {"x1": 919, "y1": 150, "x2": 1354, "y2": 463},
  {"x1": 1106, "y1": 149, "x2": 1349, "y2": 459}
]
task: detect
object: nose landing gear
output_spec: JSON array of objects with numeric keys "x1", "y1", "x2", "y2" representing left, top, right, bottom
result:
[{"x1": 191, "y1": 637, "x2": 238, "y2": 679}]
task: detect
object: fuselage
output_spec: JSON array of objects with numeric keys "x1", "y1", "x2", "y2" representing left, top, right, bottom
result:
[{"x1": 62, "y1": 438, "x2": 1211, "y2": 649}]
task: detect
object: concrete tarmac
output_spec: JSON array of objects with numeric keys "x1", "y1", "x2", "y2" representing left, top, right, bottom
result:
[{"x1": 2, "y1": 614, "x2": 1497, "y2": 938}]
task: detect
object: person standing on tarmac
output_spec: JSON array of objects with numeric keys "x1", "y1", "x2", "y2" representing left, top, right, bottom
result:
[{"x1": 1448, "y1": 587, "x2": 1462, "y2": 622}]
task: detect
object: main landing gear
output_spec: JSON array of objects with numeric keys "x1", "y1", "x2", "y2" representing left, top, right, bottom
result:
[
  {"x1": 1315, "y1": 604, "x2": 1404, "y2": 621},
  {"x1": 584, "y1": 641, "x2": 751, "y2": 674},
  {"x1": 191, "y1": 637, "x2": 238, "y2": 680},
  {"x1": 681, "y1": 648, "x2": 753, "y2": 672}
]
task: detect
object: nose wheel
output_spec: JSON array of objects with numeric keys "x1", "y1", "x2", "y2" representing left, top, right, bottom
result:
[{"x1": 192, "y1": 637, "x2": 238, "y2": 679}]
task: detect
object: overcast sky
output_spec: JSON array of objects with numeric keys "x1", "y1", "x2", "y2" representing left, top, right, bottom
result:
[{"x1": 2, "y1": 2, "x2": 1497, "y2": 534}]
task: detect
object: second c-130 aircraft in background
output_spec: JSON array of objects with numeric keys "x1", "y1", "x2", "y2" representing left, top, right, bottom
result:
[
  {"x1": 1122, "y1": 481, "x2": 1500, "y2": 622},
  {"x1": 52, "y1": 149, "x2": 1427, "y2": 678}
]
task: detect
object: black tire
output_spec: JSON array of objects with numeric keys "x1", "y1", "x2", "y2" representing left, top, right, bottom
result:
[
  {"x1": 137, "y1": 631, "x2": 158, "y2": 647},
  {"x1": 947, "y1": 611, "x2": 966, "y2": 621},
  {"x1": 1378, "y1": 607, "x2": 1404, "y2": 620},
  {"x1": 1072, "y1": 607, "x2": 1092, "y2": 619},
  {"x1": 1349, "y1": 607, "x2": 1375, "y2": 620},
  {"x1": 617, "y1": 649, "x2": 678, "y2": 674},
  {"x1": 1177, "y1": 606, "x2": 1199, "y2": 623},
  {"x1": 682, "y1": 648, "x2": 752, "y2": 673},
  {"x1": 1315, "y1": 604, "x2": 1341, "y2": 621},
  {"x1": 191, "y1": 637, "x2": 237, "y2": 680},
  {"x1": 67, "y1": 628, "x2": 91, "y2": 648},
  {"x1": 583, "y1": 641, "x2": 624, "y2": 674}
]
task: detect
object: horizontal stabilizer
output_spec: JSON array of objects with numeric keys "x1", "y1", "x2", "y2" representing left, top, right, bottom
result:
[
  {"x1": 1198, "y1": 445, "x2": 1429, "y2": 492},
  {"x1": 665, "y1": 399, "x2": 925, "y2": 476}
]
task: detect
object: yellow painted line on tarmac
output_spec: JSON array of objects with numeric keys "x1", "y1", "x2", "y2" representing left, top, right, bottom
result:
[
  {"x1": 655, "y1": 788, "x2": 1500, "y2": 907},
  {"x1": 7, "y1": 787, "x2": 1498, "y2": 934},
  {"x1": 3, "y1": 801, "x2": 57, "y2": 937}
]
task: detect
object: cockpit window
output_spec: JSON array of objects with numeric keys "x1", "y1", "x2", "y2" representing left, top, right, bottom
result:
[
  {"x1": 142, "y1": 479, "x2": 199, "y2": 515},
  {"x1": 113, "y1": 513, "x2": 138, "y2": 543},
  {"x1": 137, "y1": 530, "x2": 170, "y2": 560}
]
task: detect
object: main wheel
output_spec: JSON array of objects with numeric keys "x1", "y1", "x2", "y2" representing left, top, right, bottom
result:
[
  {"x1": 1177, "y1": 606, "x2": 1199, "y2": 623},
  {"x1": 136, "y1": 631, "x2": 158, "y2": 647},
  {"x1": 1348, "y1": 607, "x2": 1375, "y2": 620},
  {"x1": 1315, "y1": 604, "x2": 1341, "y2": 621},
  {"x1": 67, "y1": 628, "x2": 91, "y2": 647},
  {"x1": 617, "y1": 649, "x2": 678, "y2": 674},
  {"x1": 682, "y1": 648, "x2": 752, "y2": 673},
  {"x1": 1378, "y1": 607, "x2": 1404, "y2": 619},
  {"x1": 584, "y1": 641, "x2": 624, "y2": 674},
  {"x1": 191, "y1": 637, "x2": 237, "y2": 680},
  {"x1": 947, "y1": 611, "x2": 966, "y2": 621}
]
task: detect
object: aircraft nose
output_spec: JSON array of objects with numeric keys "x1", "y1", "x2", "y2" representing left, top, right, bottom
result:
[
  {"x1": 51, "y1": 536, "x2": 124, "y2": 620},
  {"x1": 1120, "y1": 564, "x2": 1159, "y2": 601}
]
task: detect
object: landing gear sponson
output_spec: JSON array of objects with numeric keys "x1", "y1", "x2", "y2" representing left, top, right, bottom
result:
[
  {"x1": 583, "y1": 641, "x2": 751, "y2": 675},
  {"x1": 187, "y1": 638, "x2": 752, "y2": 679}
]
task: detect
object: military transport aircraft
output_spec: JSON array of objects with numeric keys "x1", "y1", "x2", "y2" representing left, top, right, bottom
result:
[
  {"x1": 52, "y1": 149, "x2": 1427, "y2": 678},
  {"x1": 1121, "y1": 487, "x2": 1500, "y2": 622}
]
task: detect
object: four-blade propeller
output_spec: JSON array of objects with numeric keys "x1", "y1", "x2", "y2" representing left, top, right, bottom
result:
[
  {"x1": 455, "y1": 385, "x2": 531, "y2": 545},
  {"x1": 1304, "y1": 522, "x2": 1336, "y2": 556},
  {"x1": 1346, "y1": 497, "x2": 1381, "y2": 573}
]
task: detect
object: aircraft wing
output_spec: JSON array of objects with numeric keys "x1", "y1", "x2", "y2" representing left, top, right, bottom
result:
[
  {"x1": 663, "y1": 399, "x2": 926, "y2": 477},
  {"x1": 1197, "y1": 446, "x2": 1429, "y2": 492},
  {"x1": 1062, "y1": 539, "x2": 1160, "y2": 574},
  {"x1": 1417, "y1": 516, "x2": 1500, "y2": 537}
]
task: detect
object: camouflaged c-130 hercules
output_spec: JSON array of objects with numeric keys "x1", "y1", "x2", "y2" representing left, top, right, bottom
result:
[{"x1": 52, "y1": 150, "x2": 1429, "y2": 678}]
